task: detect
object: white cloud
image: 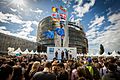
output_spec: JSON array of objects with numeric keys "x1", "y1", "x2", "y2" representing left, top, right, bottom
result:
[
  {"x1": 89, "y1": 15, "x2": 105, "y2": 28},
  {"x1": 32, "y1": 21, "x2": 39, "y2": 26},
  {"x1": 73, "y1": 0, "x2": 95, "y2": 18},
  {"x1": 108, "y1": 13, "x2": 120, "y2": 23},
  {"x1": 14, "y1": 20, "x2": 38, "y2": 42},
  {"x1": 0, "y1": 12, "x2": 9, "y2": 23},
  {"x1": 0, "y1": 29, "x2": 13, "y2": 36},
  {"x1": 0, "y1": 12, "x2": 23, "y2": 24},
  {"x1": 28, "y1": 35, "x2": 37, "y2": 42},
  {"x1": 0, "y1": 26, "x2": 6, "y2": 30},
  {"x1": 0, "y1": 12, "x2": 39, "y2": 42},
  {"x1": 10, "y1": 8, "x2": 17, "y2": 12},
  {"x1": 87, "y1": 13, "x2": 120, "y2": 52},
  {"x1": 30, "y1": 8, "x2": 43, "y2": 14}
]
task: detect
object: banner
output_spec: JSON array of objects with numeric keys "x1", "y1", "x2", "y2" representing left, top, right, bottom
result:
[{"x1": 47, "y1": 47, "x2": 77, "y2": 60}]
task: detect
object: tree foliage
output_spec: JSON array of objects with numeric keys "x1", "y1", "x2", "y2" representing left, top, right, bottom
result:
[
  {"x1": 99, "y1": 44, "x2": 104, "y2": 55},
  {"x1": 108, "y1": 52, "x2": 112, "y2": 55}
]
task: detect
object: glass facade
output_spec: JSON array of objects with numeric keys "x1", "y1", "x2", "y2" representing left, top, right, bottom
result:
[
  {"x1": 37, "y1": 16, "x2": 55, "y2": 47},
  {"x1": 68, "y1": 27, "x2": 88, "y2": 54}
]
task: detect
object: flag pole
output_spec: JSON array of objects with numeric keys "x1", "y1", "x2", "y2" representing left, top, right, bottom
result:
[{"x1": 63, "y1": 1, "x2": 69, "y2": 47}]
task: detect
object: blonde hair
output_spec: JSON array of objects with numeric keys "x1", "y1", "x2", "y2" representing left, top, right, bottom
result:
[{"x1": 30, "y1": 61, "x2": 40, "y2": 73}]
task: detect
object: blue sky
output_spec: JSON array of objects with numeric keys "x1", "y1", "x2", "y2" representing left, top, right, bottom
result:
[{"x1": 0, "y1": 0, "x2": 120, "y2": 53}]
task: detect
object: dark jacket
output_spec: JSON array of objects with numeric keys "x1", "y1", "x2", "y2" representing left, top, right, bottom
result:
[
  {"x1": 102, "y1": 71, "x2": 120, "y2": 80},
  {"x1": 32, "y1": 72, "x2": 56, "y2": 80}
]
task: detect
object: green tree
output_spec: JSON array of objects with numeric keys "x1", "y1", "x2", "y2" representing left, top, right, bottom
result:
[
  {"x1": 117, "y1": 51, "x2": 120, "y2": 55},
  {"x1": 99, "y1": 44, "x2": 104, "y2": 55},
  {"x1": 108, "y1": 52, "x2": 112, "y2": 55}
]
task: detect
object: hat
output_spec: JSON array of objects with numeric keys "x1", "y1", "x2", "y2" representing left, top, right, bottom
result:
[{"x1": 87, "y1": 58, "x2": 92, "y2": 63}]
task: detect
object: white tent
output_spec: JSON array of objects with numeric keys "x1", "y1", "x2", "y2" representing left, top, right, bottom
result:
[
  {"x1": 41, "y1": 52, "x2": 45, "y2": 55},
  {"x1": 29, "y1": 50, "x2": 35, "y2": 54},
  {"x1": 22, "y1": 49, "x2": 29, "y2": 54},
  {"x1": 14, "y1": 47, "x2": 22, "y2": 53},
  {"x1": 85, "y1": 53, "x2": 94, "y2": 57},
  {"x1": 35, "y1": 50, "x2": 39, "y2": 54},
  {"x1": 8, "y1": 47, "x2": 15, "y2": 55},
  {"x1": 100, "y1": 52, "x2": 110, "y2": 57},
  {"x1": 77, "y1": 54, "x2": 84, "y2": 57},
  {"x1": 110, "y1": 51, "x2": 120, "y2": 57},
  {"x1": 12, "y1": 47, "x2": 22, "y2": 55}
]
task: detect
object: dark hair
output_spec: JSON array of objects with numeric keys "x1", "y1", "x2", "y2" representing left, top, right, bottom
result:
[
  {"x1": 0, "y1": 64, "x2": 13, "y2": 80},
  {"x1": 7, "y1": 60, "x2": 15, "y2": 66},
  {"x1": 21, "y1": 62, "x2": 26, "y2": 68},
  {"x1": 44, "y1": 62, "x2": 52, "y2": 68},
  {"x1": 68, "y1": 60, "x2": 74, "y2": 63},
  {"x1": 104, "y1": 62, "x2": 109, "y2": 67},
  {"x1": 12, "y1": 66, "x2": 22, "y2": 80},
  {"x1": 72, "y1": 62, "x2": 79, "y2": 69},
  {"x1": 26, "y1": 62, "x2": 33, "y2": 73},
  {"x1": 24, "y1": 62, "x2": 33, "y2": 80},
  {"x1": 57, "y1": 63, "x2": 64, "y2": 68},
  {"x1": 77, "y1": 67, "x2": 86, "y2": 77},
  {"x1": 116, "y1": 60, "x2": 120, "y2": 67},
  {"x1": 108, "y1": 63, "x2": 117, "y2": 71}
]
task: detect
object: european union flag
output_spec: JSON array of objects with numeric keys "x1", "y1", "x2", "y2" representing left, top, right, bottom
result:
[
  {"x1": 55, "y1": 28, "x2": 65, "y2": 36},
  {"x1": 43, "y1": 30, "x2": 54, "y2": 39}
]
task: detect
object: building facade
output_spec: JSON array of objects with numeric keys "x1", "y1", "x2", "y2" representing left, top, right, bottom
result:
[
  {"x1": 68, "y1": 25, "x2": 88, "y2": 53},
  {"x1": 37, "y1": 16, "x2": 55, "y2": 47},
  {"x1": 37, "y1": 16, "x2": 88, "y2": 54},
  {"x1": 0, "y1": 33, "x2": 37, "y2": 54}
]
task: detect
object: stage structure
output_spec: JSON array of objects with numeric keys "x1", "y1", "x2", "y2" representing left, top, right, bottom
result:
[{"x1": 47, "y1": 47, "x2": 77, "y2": 60}]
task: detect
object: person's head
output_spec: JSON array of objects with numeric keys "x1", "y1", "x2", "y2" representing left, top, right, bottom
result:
[
  {"x1": 104, "y1": 62, "x2": 109, "y2": 67},
  {"x1": 77, "y1": 67, "x2": 86, "y2": 78},
  {"x1": 20, "y1": 62, "x2": 26, "y2": 68},
  {"x1": 0, "y1": 64, "x2": 13, "y2": 80},
  {"x1": 72, "y1": 62, "x2": 79, "y2": 69},
  {"x1": 44, "y1": 61, "x2": 52, "y2": 68},
  {"x1": 68, "y1": 60, "x2": 74, "y2": 66},
  {"x1": 7, "y1": 60, "x2": 15, "y2": 66},
  {"x1": 108, "y1": 63, "x2": 117, "y2": 72},
  {"x1": 26, "y1": 62, "x2": 33, "y2": 72},
  {"x1": 116, "y1": 60, "x2": 120, "y2": 67},
  {"x1": 57, "y1": 63, "x2": 65, "y2": 72},
  {"x1": 94, "y1": 63, "x2": 101, "y2": 69},
  {"x1": 52, "y1": 61, "x2": 58, "y2": 73},
  {"x1": 87, "y1": 57, "x2": 92, "y2": 63},
  {"x1": 31, "y1": 61, "x2": 40, "y2": 72},
  {"x1": 12, "y1": 65, "x2": 22, "y2": 80}
]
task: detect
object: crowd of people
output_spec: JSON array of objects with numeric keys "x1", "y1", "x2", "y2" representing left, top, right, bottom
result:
[{"x1": 0, "y1": 54, "x2": 120, "y2": 80}]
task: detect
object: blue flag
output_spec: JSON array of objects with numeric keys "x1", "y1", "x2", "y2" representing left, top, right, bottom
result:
[
  {"x1": 55, "y1": 28, "x2": 65, "y2": 36},
  {"x1": 43, "y1": 30, "x2": 54, "y2": 39}
]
